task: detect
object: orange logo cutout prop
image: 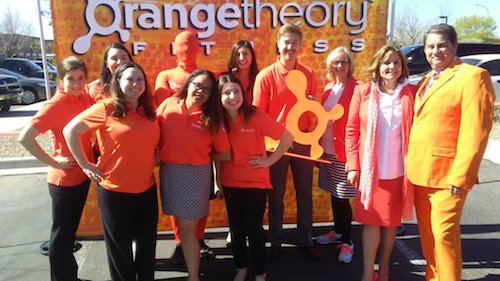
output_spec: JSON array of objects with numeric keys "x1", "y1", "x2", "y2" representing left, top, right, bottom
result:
[{"x1": 268, "y1": 70, "x2": 344, "y2": 161}]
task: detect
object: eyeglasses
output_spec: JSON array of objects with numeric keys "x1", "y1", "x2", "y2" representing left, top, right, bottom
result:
[
  {"x1": 190, "y1": 81, "x2": 211, "y2": 93},
  {"x1": 333, "y1": 60, "x2": 349, "y2": 66}
]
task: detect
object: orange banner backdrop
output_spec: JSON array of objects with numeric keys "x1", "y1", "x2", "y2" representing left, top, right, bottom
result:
[{"x1": 50, "y1": 0, "x2": 388, "y2": 237}]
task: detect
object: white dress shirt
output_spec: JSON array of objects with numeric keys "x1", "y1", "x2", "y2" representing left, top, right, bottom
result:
[{"x1": 377, "y1": 83, "x2": 404, "y2": 179}]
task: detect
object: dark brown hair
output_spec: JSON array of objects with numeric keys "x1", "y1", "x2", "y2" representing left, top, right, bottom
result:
[
  {"x1": 110, "y1": 62, "x2": 155, "y2": 121},
  {"x1": 423, "y1": 24, "x2": 458, "y2": 46},
  {"x1": 225, "y1": 40, "x2": 259, "y2": 95},
  {"x1": 99, "y1": 43, "x2": 134, "y2": 94},
  {"x1": 218, "y1": 74, "x2": 257, "y2": 132},
  {"x1": 175, "y1": 69, "x2": 223, "y2": 135}
]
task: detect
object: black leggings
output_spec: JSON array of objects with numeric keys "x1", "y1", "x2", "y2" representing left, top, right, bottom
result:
[
  {"x1": 223, "y1": 186, "x2": 268, "y2": 276},
  {"x1": 331, "y1": 195, "x2": 353, "y2": 243}
]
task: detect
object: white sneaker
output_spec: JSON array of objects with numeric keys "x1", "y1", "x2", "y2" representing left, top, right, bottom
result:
[
  {"x1": 314, "y1": 230, "x2": 342, "y2": 245},
  {"x1": 337, "y1": 241, "x2": 354, "y2": 263}
]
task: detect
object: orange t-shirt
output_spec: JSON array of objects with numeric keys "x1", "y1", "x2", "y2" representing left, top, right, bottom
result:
[
  {"x1": 156, "y1": 96, "x2": 230, "y2": 165},
  {"x1": 88, "y1": 81, "x2": 110, "y2": 103},
  {"x1": 221, "y1": 111, "x2": 285, "y2": 189},
  {"x1": 154, "y1": 64, "x2": 196, "y2": 106},
  {"x1": 78, "y1": 100, "x2": 160, "y2": 193},
  {"x1": 252, "y1": 57, "x2": 317, "y2": 130},
  {"x1": 31, "y1": 90, "x2": 94, "y2": 187}
]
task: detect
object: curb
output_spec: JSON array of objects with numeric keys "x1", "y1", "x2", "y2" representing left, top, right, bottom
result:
[
  {"x1": 0, "y1": 157, "x2": 47, "y2": 176},
  {"x1": 0, "y1": 139, "x2": 498, "y2": 176}
]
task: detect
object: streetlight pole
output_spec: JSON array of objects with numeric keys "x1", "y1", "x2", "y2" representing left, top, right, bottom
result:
[{"x1": 475, "y1": 3, "x2": 490, "y2": 17}]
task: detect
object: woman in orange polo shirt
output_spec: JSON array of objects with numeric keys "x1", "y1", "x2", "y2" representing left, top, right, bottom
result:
[
  {"x1": 88, "y1": 43, "x2": 133, "y2": 102},
  {"x1": 64, "y1": 62, "x2": 159, "y2": 281},
  {"x1": 222, "y1": 40, "x2": 259, "y2": 104},
  {"x1": 156, "y1": 69, "x2": 231, "y2": 281},
  {"x1": 18, "y1": 56, "x2": 93, "y2": 281},
  {"x1": 218, "y1": 74, "x2": 293, "y2": 281}
]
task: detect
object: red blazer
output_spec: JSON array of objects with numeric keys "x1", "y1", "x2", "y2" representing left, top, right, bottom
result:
[
  {"x1": 320, "y1": 76, "x2": 358, "y2": 162},
  {"x1": 345, "y1": 81, "x2": 416, "y2": 172}
]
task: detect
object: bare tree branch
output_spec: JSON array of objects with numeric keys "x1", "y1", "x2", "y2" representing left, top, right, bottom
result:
[{"x1": 0, "y1": 6, "x2": 35, "y2": 57}]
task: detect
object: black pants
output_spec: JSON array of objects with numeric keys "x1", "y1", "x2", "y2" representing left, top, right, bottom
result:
[
  {"x1": 268, "y1": 143, "x2": 313, "y2": 247},
  {"x1": 223, "y1": 187, "x2": 268, "y2": 276},
  {"x1": 48, "y1": 179, "x2": 90, "y2": 281},
  {"x1": 330, "y1": 195, "x2": 353, "y2": 243},
  {"x1": 96, "y1": 184, "x2": 158, "y2": 281}
]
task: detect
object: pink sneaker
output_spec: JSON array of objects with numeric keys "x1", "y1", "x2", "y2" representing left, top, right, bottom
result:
[
  {"x1": 314, "y1": 230, "x2": 342, "y2": 245},
  {"x1": 337, "y1": 241, "x2": 354, "y2": 263}
]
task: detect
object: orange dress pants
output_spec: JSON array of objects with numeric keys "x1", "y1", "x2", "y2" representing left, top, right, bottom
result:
[
  {"x1": 171, "y1": 215, "x2": 208, "y2": 244},
  {"x1": 414, "y1": 184, "x2": 467, "y2": 281}
]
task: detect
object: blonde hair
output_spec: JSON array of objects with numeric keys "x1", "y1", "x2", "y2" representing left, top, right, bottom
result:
[
  {"x1": 277, "y1": 24, "x2": 302, "y2": 41},
  {"x1": 365, "y1": 45, "x2": 409, "y2": 82},
  {"x1": 325, "y1": 47, "x2": 355, "y2": 81}
]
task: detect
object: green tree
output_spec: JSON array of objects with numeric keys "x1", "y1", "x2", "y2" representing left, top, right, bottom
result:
[{"x1": 454, "y1": 15, "x2": 497, "y2": 43}]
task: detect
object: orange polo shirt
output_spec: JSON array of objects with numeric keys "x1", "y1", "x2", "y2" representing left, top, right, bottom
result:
[
  {"x1": 78, "y1": 100, "x2": 160, "y2": 194},
  {"x1": 221, "y1": 111, "x2": 285, "y2": 189},
  {"x1": 31, "y1": 90, "x2": 94, "y2": 187},
  {"x1": 156, "y1": 96, "x2": 230, "y2": 165},
  {"x1": 88, "y1": 81, "x2": 110, "y2": 103},
  {"x1": 252, "y1": 57, "x2": 317, "y2": 130}
]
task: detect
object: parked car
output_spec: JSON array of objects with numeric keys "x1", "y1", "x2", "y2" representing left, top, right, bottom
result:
[
  {"x1": 0, "y1": 57, "x2": 57, "y2": 81},
  {"x1": 0, "y1": 68, "x2": 57, "y2": 104},
  {"x1": 408, "y1": 54, "x2": 500, "y2": 101},
  {"x1": 32, "y1": 60, "x2": 57, "y2": 72},
  {"x1": 461, "y1": 54, "x2": 500, "y2": 100},
  {"x1": 402, "y1": 43, "x2": 500, "y2": 75},
  {"x1": 0, "y1": 74, "x2": 23, "y2": 112}
]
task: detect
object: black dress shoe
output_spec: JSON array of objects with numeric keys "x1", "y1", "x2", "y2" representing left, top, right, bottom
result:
[
  {"x1": 300, "y1": 245, "x2": 322, "y2": 261},
  {"x1": 170, "y1": 244, "x2": 185, "y2": 265},
  {"x1": 266, "y1": 246, "x2": 281, "y2": 260}
]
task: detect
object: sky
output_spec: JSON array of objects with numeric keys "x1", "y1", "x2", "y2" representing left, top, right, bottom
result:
[{"x1": 2, "y1": 0, "x2": 499, "y2": 41}]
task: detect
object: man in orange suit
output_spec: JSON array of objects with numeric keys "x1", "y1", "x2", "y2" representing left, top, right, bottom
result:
[{"x1": 407, "y1": 24, "x2": 495, "y2": 281}]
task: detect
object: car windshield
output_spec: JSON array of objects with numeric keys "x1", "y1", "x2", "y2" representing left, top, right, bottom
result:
[
  {"x1": 23, "y1": 60, "x2": 43, "y2": 72},
  {"x1": 461, "y1": 58, "x2": 481, "y2": 65},
  {"x1": 401, "y1": 45, "x2": 419, "y2": 56},
  {"x1": 0, "y1": 68, "x2": 27, "y2": 78}
]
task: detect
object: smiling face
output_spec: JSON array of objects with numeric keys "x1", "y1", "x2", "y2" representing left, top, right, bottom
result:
[
  {"x1": 379, "y1": 50, "x2": 403, "y2": 84},
  {"x1": 220, "y1": 81, "x2": 243, "y2": 116},
  {"x1": 106, "y1": 47, "x2": 131, "y2": 74},
  {"x1": 424, "y1": 32, "x2": 457, "y2": 72},
  {"x1": 119, "y1": 67, "x2": 145, "y2": 104},
  {"x1": 277, "y1": 32, "x2": 301, "y2": 64},
  {"x1": 235, "y1": 46, "x2": 252, "y2": 71},
  {"x1": 61, "y1": 69, "x2": 86, "y2": 96},
  {"x1": 330, "y1": 52, "x2": 350, "y2": 80},
  {"x1": 187, "y1": 74, "x2": 212, "y2": 108}
]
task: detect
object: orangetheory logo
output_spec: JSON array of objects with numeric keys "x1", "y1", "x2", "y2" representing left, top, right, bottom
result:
[
  {"x1": 73, "y1": 0, "x2": 370, "y2": 55},
  {"x1": 73, "y1": 0, "x2": 130, "y2": 55}
]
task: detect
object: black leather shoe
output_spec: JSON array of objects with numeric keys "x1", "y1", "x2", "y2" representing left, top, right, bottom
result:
[
  {"x1": 267, "y1": 246, "x2": 281, "y2": 260},
  {"x1": 170, "y1": 244, "x2": 185, "y2": 265},
  {"x1": 300, "y1": 245, "x2": 322, "y2": 261}
]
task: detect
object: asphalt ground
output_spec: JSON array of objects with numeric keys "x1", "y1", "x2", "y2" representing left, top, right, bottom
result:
[{"x1": 0, "y1": 159, "x2": 499, "y2": 281}]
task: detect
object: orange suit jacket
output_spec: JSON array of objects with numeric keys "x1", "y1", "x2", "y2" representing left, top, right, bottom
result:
[{"x1": 407, "y1": 59, "x2": 495, "y2": 191}]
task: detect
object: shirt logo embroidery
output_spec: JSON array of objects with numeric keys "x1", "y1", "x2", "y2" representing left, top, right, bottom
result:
[{"x1": 241, "y1": 128, "x2": 255, "y2": 133}]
